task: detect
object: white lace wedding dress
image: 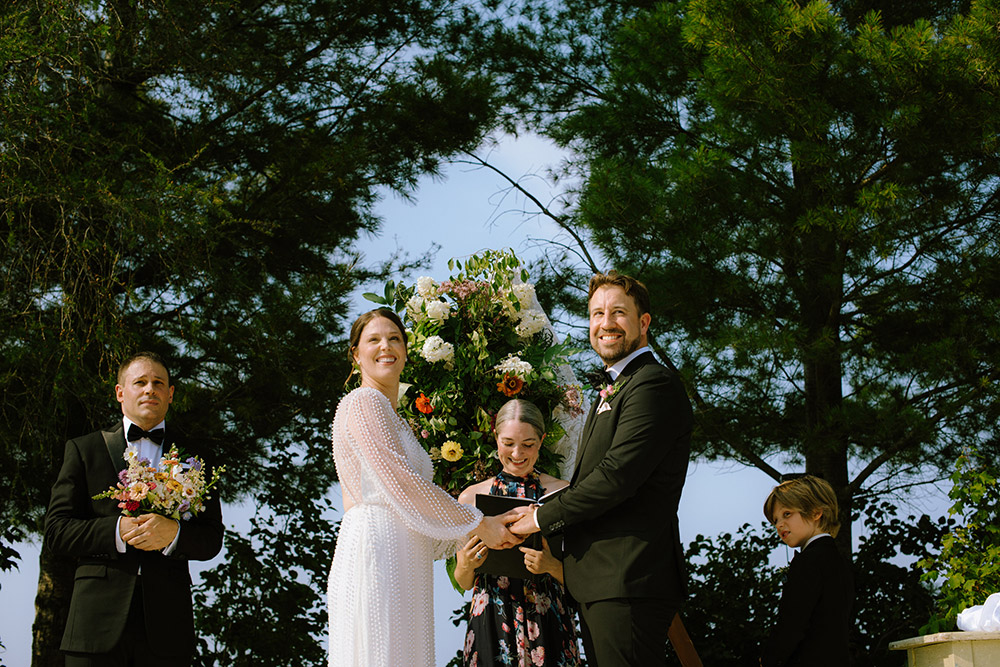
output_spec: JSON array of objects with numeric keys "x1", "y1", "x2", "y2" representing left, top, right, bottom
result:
[{"x1": 327, "y1": 387, "x2": 483, "y2": 667}]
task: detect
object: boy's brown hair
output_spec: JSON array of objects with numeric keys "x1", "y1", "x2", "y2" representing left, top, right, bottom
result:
[{"x1": 763, "y1": 475, "x2": 841, "y2": 538}]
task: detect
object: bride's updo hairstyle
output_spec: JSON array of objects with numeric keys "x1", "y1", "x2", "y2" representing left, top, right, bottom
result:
[
  {"x1": 494, "y1": 399, "x2": 546, "y2": 442},
  {"x1": 346, "y1": 309, "x2": 408, "y2": 382}
]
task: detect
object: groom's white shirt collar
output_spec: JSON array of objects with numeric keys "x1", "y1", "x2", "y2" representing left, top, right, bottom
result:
[{"x1": 606, "y1": 346, "x2": 651, "y2": 381}]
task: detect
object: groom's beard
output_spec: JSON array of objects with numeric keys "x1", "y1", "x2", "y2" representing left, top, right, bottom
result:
[{"x1": 593, "y1": 327, "x2": 642, "y2": 367}]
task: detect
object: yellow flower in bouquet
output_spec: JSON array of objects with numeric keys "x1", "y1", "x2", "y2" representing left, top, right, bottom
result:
[{"x1": 441, "y1": 440, "x2": 464, "y2": 462}]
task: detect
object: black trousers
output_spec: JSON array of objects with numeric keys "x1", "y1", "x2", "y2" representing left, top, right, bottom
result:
[
  {"x1": 578, "y1": 597, "x2": 676, "y2": 667},
  {"x1": 64, "y1": 583, "x2": 191, "y2": 667}
]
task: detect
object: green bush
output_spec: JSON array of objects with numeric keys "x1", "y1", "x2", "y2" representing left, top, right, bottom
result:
[
  {"x1": 919, "y1": 448, "x2": 1000, "y2": 633},
  {"x1": 674, "y1": 498, "x2": 944, "y2": 667}
]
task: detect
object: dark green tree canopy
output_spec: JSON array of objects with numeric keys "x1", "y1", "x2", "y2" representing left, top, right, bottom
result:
[
  {"x1": 454, "y1": 0, "x2": 1000, "y2": 551},
  {"x1": 2, "y1": 0, "x2": 497, "y2": 530},
  {"x1": 1, "y1": 0, "x2": 504, "y2": 662}
]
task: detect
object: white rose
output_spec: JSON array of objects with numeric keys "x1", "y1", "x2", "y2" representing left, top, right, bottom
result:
[
  {"x1": 511, "y1": 282, "x2": 536, "y2": 307},
  {"x1": 416, "y1": 276, "x2": 438, "y2": 298},
  {"x1": 494, "y1": 355, "x2": 533, "y2": 379},
  {"x1": 424, "y1": 299, "x2": 451, "y2": 323},
  {"x1": 421, "y1": 336, "x2": 455, "y2": 364},
  {"x1": 515, "y1": 309, "x2": 548, "y2": 338},
  {"x1": 406, "y1": 295, "x2": 427, "y2": 322}
]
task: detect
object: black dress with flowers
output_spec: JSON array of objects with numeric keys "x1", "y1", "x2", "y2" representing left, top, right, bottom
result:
[{"x1": 463, "y1": 471, "x2": 581, "y2": 667}]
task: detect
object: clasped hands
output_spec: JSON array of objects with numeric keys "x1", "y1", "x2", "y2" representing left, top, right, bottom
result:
[
  {"x1": 120, "y1": 513, "x2": 178, "y2": 551},
  {"x1": 476, "y1": 505, "x2": 540, "y2": 550}
]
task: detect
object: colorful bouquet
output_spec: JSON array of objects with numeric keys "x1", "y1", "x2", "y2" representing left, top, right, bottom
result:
[
  {"x1": 93, "y1": 445, "x2": 223, "y2": 521},
  {"x1": 365, "y1": 249, "x2": 586, "y2": 496}
]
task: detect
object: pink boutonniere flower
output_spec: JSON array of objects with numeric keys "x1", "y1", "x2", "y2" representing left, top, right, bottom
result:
[{"x1": 599, "y1": 375, "x2": 631, "y2": 402}]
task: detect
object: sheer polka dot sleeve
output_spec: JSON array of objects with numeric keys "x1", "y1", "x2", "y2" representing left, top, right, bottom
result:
[{"x1": 332, "y1": 388, "x2": 483, "y2": 541}]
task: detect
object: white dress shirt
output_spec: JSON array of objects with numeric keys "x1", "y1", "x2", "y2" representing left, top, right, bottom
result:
[{"x1": 606, "y1": 345, "x2": 652, "y2": 381}]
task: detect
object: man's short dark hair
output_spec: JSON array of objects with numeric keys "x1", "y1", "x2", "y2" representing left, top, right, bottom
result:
[
  {"x1": 117, "y1": 351, "x2": 171, "y2": 385},
  {"x1": 588, "y1": 271, "x2": 651, "y2": 315}
]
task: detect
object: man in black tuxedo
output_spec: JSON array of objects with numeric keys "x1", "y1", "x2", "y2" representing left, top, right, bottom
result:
[
  {"x1": 509, "y1": 271, "x2": 693, "y2": 666},
  {"x1": 45, "y1": 351, "x2": 224, "y2": 666}
]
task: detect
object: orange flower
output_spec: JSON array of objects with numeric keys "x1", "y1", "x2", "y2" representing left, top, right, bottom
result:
[
  {"x1": 497, "y1": 374, "x2": 524, "y2": 397},
  {"x1": 415, "y1": 393, "x2": 434, "y2": 414}
]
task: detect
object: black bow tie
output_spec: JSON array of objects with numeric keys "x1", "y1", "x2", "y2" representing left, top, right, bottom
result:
[
  {"x1": 585, "y1": 369, "x2": 615, "y2": 390},
  {"x1": 127, "y1": 424, "x2": 165, "y2": 445}
]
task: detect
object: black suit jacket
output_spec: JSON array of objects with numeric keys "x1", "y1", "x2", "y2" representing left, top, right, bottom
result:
[
  {"x1": 536, "y1": 351, "x2": 692, "y2": 605},
  {"x1": 761, "y1": 535, "x2": 854, "y2": 667},
  {"x1": 44, "y1": 421, "x2": 224, "y2": 656}
]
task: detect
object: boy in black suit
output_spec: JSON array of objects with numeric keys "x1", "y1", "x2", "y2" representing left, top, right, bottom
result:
[{"x1": 761, "y1": 475, "x2": 853, "y2": 667}]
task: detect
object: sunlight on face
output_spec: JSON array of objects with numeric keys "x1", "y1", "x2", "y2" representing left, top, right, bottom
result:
[{"x1": 496, "y1": 420, "x2": 543, "y2": 477}]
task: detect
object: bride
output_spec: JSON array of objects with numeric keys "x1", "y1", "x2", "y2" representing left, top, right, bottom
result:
[{"x1": 328, "y1": 308, "x2": 525, "y2": 666}]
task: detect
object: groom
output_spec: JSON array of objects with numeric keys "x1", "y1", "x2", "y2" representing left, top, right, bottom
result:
[
  {"x1": 510, "y1": 271, "x2": 693, "y2": 666},
  {"x1": 45, "y1": 351, "x2": 224, "y2": 666}
]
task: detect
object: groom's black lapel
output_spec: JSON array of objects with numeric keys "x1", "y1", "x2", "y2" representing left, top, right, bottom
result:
[
  {"x1": 573, "y1": 400, "x2": 601, "y2": 482},
  {"x1": 102, "y1": 423, "x2": 128, "y2": 474}
]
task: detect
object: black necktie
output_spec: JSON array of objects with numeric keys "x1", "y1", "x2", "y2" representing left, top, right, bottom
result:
[{"x1": 127, "y1": 424, "x2": 165, "y2": 445}]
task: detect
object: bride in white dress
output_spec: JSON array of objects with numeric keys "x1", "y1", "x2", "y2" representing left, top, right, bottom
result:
[{"x1": 328, "y1": 309, "x2": 525, "y2": 667}]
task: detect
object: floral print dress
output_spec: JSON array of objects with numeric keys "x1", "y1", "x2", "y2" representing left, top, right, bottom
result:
[{"x1": 464, "y1": 471, "x2": 582, "y2": 667}]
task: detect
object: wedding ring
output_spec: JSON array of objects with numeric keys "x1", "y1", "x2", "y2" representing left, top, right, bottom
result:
[{"x1": 476, "y1": 553, "x2": 483, "y2": 559}]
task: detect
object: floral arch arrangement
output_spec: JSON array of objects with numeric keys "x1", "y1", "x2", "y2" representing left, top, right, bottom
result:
[{"x1": 365, "y1": 249, "x2": 586, "y2": 497}]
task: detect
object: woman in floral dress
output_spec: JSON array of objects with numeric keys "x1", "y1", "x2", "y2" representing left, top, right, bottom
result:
[{"x1": 455, "y1": 399, "x2": 582, "y2": 667}]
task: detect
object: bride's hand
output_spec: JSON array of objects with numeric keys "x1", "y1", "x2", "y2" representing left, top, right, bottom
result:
[{"x1": 476, "y1": 513, "x2": 524, "y2": 550}]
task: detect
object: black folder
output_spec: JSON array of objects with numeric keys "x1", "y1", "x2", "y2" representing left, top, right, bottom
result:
[{"x1": 474, "y1": 494, "x2": 542, "y2": 581}]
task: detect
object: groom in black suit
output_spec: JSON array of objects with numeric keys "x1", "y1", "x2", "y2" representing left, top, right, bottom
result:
[
  {"x1": 45, "y1": 351, "x2": 224, "y2": 666},
  {"x1": 510, "y1": 271, "x2": 693, "y2": 666}
]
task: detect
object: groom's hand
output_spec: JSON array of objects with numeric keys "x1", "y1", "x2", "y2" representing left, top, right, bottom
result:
[{"x1": 506, "y1": 505, "x2": 540, "y2": 537}]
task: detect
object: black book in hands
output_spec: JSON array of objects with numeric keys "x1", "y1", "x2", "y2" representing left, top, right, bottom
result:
[{"x1": 474, "y1": 494, "x2": 542, "y2": 581}]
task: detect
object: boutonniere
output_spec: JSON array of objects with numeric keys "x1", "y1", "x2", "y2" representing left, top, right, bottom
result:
[
  {"x1": 599, "y1": 374, "x2": 631, "y2": 401},
  {"x1": 596, "y1": 376, "x2": 631, "y2": 413}
]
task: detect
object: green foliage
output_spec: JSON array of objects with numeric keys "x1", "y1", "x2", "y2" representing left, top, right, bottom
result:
[
  {"x1": 192, "y1": 445, "x2": 339, "y2": 666},
  {"x1": 455, "y1": 0, "x2": 1000, "y2": 556},
  {"x1": 367, "y1": 250, "x2": 584, "y2": 496},
  {"x1": 919, "y1": 448, "x2": 1000, "y2": 633},
  {"x1": 852, "y1": 500, "x2": 945, "y2": 663},
  {"x1": 672, "y1": 497, "x2": 944, "y2": 666},
  {"x1": 676, "y1": 523, "x2": 784, "y2": 665}
]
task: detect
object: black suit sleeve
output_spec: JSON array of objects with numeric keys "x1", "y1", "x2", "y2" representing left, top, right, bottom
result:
[
  {"x1": 538, "y1": 367, "x2": 691, "y2": 533},
  {"x1": 45, "y1": 438, "x2": 122, "y2": 559},
  {"x1": 760, "y1": 541, "x2": 845, "y2": 667}
]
